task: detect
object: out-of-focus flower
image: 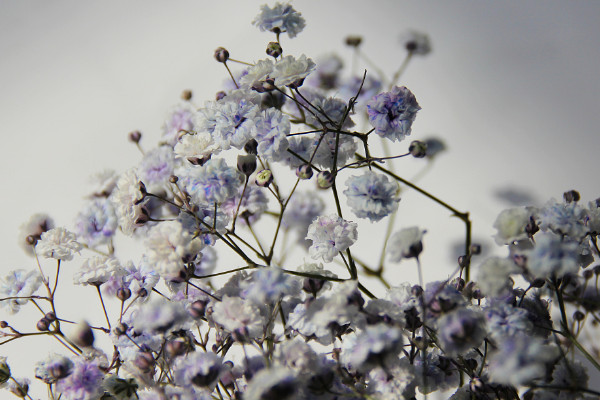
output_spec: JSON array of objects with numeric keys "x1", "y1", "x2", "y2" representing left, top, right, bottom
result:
[
  {"x1": 252, "y1": 3, "x2": 306, "y2": 38},
  {"x1": 344, "y1": 171, "x2": 400, "y2": 222}
]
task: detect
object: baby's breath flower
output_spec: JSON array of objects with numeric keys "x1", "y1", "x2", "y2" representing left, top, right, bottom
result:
[
  {"x1": 210, "y1": 296, "x2": 265, "y2": 339},
  {"x1": 137, "y1": 146, "x2": 176, "y2": 191},
  {"x1": 344, "y1": 171, "x2": 400, "y2": 222},
  {"x1": 271, "y1": 55, "x2": 316, "y2": 88},
  {"x1": 387, "y1": 226, "x2": 426, "y2": 261},
  {"x1": 162, "y1": 102, "x2": 197, "y2": 146},
  {"x1": 476, "y1": 257, "x2": 519, "y2": 296},
  {"x1": 36, "y1": 227, "x2": 82, "y2": 261},
  {"x1": 74, "y1": 198, "x2": 118, "y2": 247},
  {"x1": 252, "y1": 3, "x2": 306, "y2": 38},
  {"x1": 179, "y1": 158, "x2": 244, "y2": 206},
  {"x1": 0, "y1": 269, "x2": 42, "y2": 314},
  {"x1": 306, "y1": 215, "x2": 358, "y2": 262},
  {"x1": 56, "y1": 358, "x2": 105, "y2": 400},
  {"x1": 239, "y1": 58, "x2": 275, "y2": 90},
  {"x1": 18, "y1": 213, "x2": 54, "y2": 254},
  {"x1": 111, "y1": 169, "x2": 148, "y2": 236},
  {"x1": 400, "y1": 30, "x2": 432, "y2": 55},
  {"x1": 244, "y1": 367, "x2": 299, "y2": 400},
  {"x1": 174, "y1": 131, "x2": 218, "y2": 164},
  {"x1": 73, "y1": 256, "x2": 125, "y2": 286},
  {"x1": 526, "y1": 232, "x2": 579, "y2": 279},
  {"x1": 367, "y1": 86, "x2": 421, "y2": 142}
]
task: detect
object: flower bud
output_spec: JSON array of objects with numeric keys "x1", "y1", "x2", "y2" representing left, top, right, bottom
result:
[
  {"x1": 169, "y1": 175, "x2": 179, "y2": 184},
  {"x1": 255, "y1": 169, "x2": 273, "y2": 187},
  {"x1": 44, "y1": 312, "x2": 56, "y2": 322},
  {"x1": 116, "y1": 287, "x2": 132, "y2": 301},
  {"x1": 302, "y1": 278, "x2": 325, "y2": 296},
  {"x1": 71, "y1": 321, "x2": 94, "y2": 348},
  {"x1": 0, "y1": 357, "x2": 10, "y2": 384},
  {"x1": 261, "y1": 90, "x2": 286, "y2": 109},
  {"x1": 216, "y1": 91, "x2": 227, "y2": 101},
  {"x1": 9, "y1": 379, "x2": 28, "y2": 398},
  {"x1": 113, "y1": 323, "x2": 128, "y2": 336},
  {"x1": 181, "y1": 89, "x2": 192, "y2": 101},
  {"x1": 408, "y1": 140, "x2": 427, "y2": 158},
  {"x1": 189, "y1": 300, "x2": 208, "y2": 319},
  {"x1": 317, "y1": 171, "x2": 335, "y2": 189},
  {"x1": 37, "y1": 318, "x2": 50, "y2": 331},
  {"x1": 166, "y1": 338, "x2": 188, "y2": 358},
  {"x1": 470, "y1": 244, "x2": 482, "y2": 255},
  {"x1": 244, "y1": 139, "x2": 258, "y2": 155},
  {"x1": 530, "y1": 278, "x2": 546, "y2": 288},
  {"x1": 345, "y1": 36, "x2": 362, "y2": 47},
  {"x1": 134, "y1": 350, "x2": 155, "y2": 372},
  {"x1": 573, "y1": 310, "x2": 585, "y2": 321},
  {"x1": 214, "y1": 47, "x2": 229, "y2": 63},
  {"x1": 563, "y1": 190, "x2": 580, "y2": 203},
  {"x1": 266, "y1": 41, "x2": 283, "y2": 58},
  {"x1": 296, "y1": 164, "x2": 313, "y2": 180},
  {"x1": 187, "y1": 155, "x2": 211, "y2": 166},
  {"x1": 237, "y1": 154, "x2": 257, "y2": 177},
  {"x1": 0, "y1": 321, "x2": 7, "y2": 328},
  {"x1": 128, "y1": 130, "x2": 142, "y2": 143},
  {"x1": 583, "y1": 269, "x2": 594, "y2": 280}
]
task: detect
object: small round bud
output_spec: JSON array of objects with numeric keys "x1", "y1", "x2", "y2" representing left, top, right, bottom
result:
[
  {"x1": 214, "y1": 47, "x2": 229, "y2": 63},
  {"x1": 128, "y1": 130, "x2": 142, "y2": 143},
  {"x1": 255, "y1": 169, "x2": 273, "y2": 187},
  {"x1": 189, "y1": 300, "x2": 208, "y2": 319},
  {"x1": 0, "y1": 321, "x2": 7, "y2": 328},
  {"x1": 470, "y1": 244, "x2": 482, "y2": 255},
  {"x1": 26, "y1": 235, "x2": 37, "y2": 246},
  {"x1": 113, "y1": 323, "x2": 128, "y2": 336},
  {"x1": 137, "y1": 181, "x2": 147, "y2": 198},
  {"x1": 345, "y1": 36, "x2": 362, "y2": 47},
  {"x1": 0, "y1": 358, "x2": 10, "y2": 385},
  {"x1": 134, "y1": 350, "x2": 155, "y2": 372},
  {"x1": 216, "y1": 91, "x2": 227, "y2": 101},
  {"x1": 237, "y1": 154, "x2": 257, "y2": 177},
  {"x1": 169, "y1": 175, "x2": 179, "y2": 184},
  {"x1": 181, "y1": 89, "x2": 192, "y2": 101},
  {"x1": 187, "y1": 155, "x2": 211, "y2": 166},
  {"x1": 166, "y1": 338, "x2": 188, "y2": 358},
  {"x1": 464, "y1": 358, "x2": 478, "y2": 371},
  {"x1": 458, "y1": 255, "x2": 468, "y2": 268},
  {"x1": 583, "y1": 269, "x2": 594, "y2": 280},
  {"x1": 573, "y1": 310, "x2": 585, "y2": 321},
  {"x1": 117, "y1": 287, "x2": 132, "y2": 301},
  {"x1": 138, "y1": 288, "x2": 148, "y2": 298},
  {"x1": 72, "y1": 321, "x2": 94, "y2": 348},
  {"x1": 563, "y1": 190, "x2": 580, "y2": 203},
  {"x1": 44, "y1": 312, "x2": 56, "y2": 322},
  {"x1": 317, "y1": 171, "x2": 335, "y2": 189},
  {"x1": 244, "y1": 139, "x2": 258, "y2": 155},
  {"x1": 303, "y1": 278, "x2": 325, "y2": 296},
  {"x1": 37, "y1": 318, "x2": 50, "y2": 331},
  {"x1": 266, "y1": 41, "x2": 283, "y2": 58},
  {"x1": 411, "y1": 285, "x2": 423, "y2": 297},
  {"x1": 530, "y1": 278, "x2": 546, "y2": 288},
  {"x1": 296, "y1": 164, "x2": 313, "y2": 180},
  {"x1": 408, "y1": 140, "x2": 428, "y2": 158}
]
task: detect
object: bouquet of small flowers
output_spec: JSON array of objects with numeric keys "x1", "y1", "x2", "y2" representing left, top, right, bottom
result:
[{"x1": 2, "y1": 3, "x2": 599, "y2": 400}]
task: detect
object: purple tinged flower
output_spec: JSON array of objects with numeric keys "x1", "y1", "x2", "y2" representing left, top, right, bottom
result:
[
  {"x1": 338, "y1": 75, "x2": 382, "y2": 111},
  {"x1": 241, "y1": 267, "x2": 300, "y2": 304},
  {"x1": 162, "y1": 102, "x2": 197, "y2": 146},
  {"x1": 132, "y1": 297, "x2": 189, "y2": 334},
  {"x1": 306, "y1": 215, "x2": 358, "y2": 262},
  {"x1": 137, "y1": 146, "x2": 176, "y2": 190},
  {"x1": 344, "y1": 171, "x2": 400, "y2": 222},
  {"x1": 0, "y1": 269, "x2": 42, "y2": 314},
  {"x1": 180, "y1": 158, "x2": 243, "y2": 206},
  {"x1": 488, "y1": 334, "x2": 558, "y2": 386},
  {"x1": 174, "y1": 351, "x2": 224, "y2": 389},
  {"x1": 74, "y1": 198, "x2": 118, "y2": 247},
  {"x1": 221, "y1": 185, "x2": 269, "y2": 226},
  {"x1": 111, "y1": 169, "x2": 148, "y2": 236},
  {"x1": 244, "y1": 367, "x2": 299, "y2": 400},
  {"x1": 538, "y1": 199, "x2": 589, "y2": 240},
  {"x1": 253, "y1": 108, "x2": 290, "y2": 161},
  {"x1": 35, "y1": 354, "x2": 74, "y2": 384},
  {"x1": 436, "y1": 307, "x2": 486, "y2": 356},
  {"x1": 341, "y1": 324, "x2": 403, "y2": 371},
  {"x1": 252, "y1": 3, "x2": 306, "y2": 38},
  {"x1": 210, "y1": 296, "x2": 265, "y2": 339},
  {"x1": 212, "y1": 92, "x2": 260, "y2": 150},
  {"x1": 526, "y1": 232, "x2": 579, "y2": 279},
  {"x1": 271, "y1": 55, "x2": 316, "y2": 87},
  {"x1": 367, "y1": 86, "x2": 421, "y2": 142},
  {"x1": 56, "y1": 358, "x2": 105, "y2": 400},
  {"x1": 484, "y1": 302, "x2": 532, "y2": 342}
]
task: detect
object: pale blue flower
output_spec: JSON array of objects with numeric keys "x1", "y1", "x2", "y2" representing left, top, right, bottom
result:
[
  {"x1": 242, "y1": 267, "x2": 299, "y2": 304},
  {"x1": 437, "y1": 307, "x2": 486, "y2": 356},
  {"x1": 74, "y1": 198, "x2": 118, "y2": 247},
  {"x1": 344, "y1": 171, "x2": 400, "y2": 222},
  {"x1": 181, "y1": 158, "x2": 243, "y2": 206},
  {"x1": 0, "y1": 269, "x2": 42, "y2": 314},
  {"x1": 56, "y1": 358, "x2": 104, "y2": 400},
  {"x1": 526, "y1": 232, "x2": 579, "y2": 279},
  {"x1": 253, "y1": 108, "x2": 290, "y2": 161},
  {"x1": 367, "y1": 86, "x2": 420, "y2": 142},
  {"x1": 306, "y1": 215, "x2": 358, "y2": 262},
  {"x1": 138, "y1": 146, "x2": 176, "y2": 190},
  {"x1": 538, "y1": 199, "x2": 589, "y2": 240}
]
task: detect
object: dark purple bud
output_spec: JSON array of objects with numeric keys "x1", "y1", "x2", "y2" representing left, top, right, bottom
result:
[
  {"x1": 189, "y1": 300, "x2": 208, "y2": 319},
  {"x1": 244, "y1": 139, "x2": 258, "y2": 155},
  {"x1": 128, "y1": 130, "x2": 142, "y2": 143},
  {"x1": 44, "y1": 312, "x2": 56, "y2": 322},
  {"x1": 214, "y1": 47, "x2": 229, "y2": 63},
  {"x1": 113, "y1": 323, "x2": 128, "y2": 336},
  {"x1": 296, "y1": 164, "x2": 313, "y2": 180},
  {"x1": 408, "y1": 140, "x2": 427, "y2": 158},
  {"x1": 216, "y1": 91, "x2": 227, "y2": 101},
  {"x1": 37, "y1": 318, "x2": 50, "y2": 331},
  {"x1": 573, "y1": 310, "x2": 585, "y2": 321},
  {"x1": 345, "y1": 36, "x2": 362, "y2": 47},
  {"x1": 117, "y1": 287, "x2": 132, "y2": 301},
  {"x1": 181, "y1": 90, "x2": 192, "y2": 101},
  {"x1": 563, "y1": 190, "x2": 581, "y2": 203},
  {"x1": 134, "y1": 350, "x2": 155, "y2": 372},
  {"x1": 72, "y1": 321, "x2": 95, "y2": 348},
  {"x1": 266, "y1": 41, "x2": 283, "y2": 58},
  {"x1": 237, "y1": 154, "x2": 257, "y2": 176}
]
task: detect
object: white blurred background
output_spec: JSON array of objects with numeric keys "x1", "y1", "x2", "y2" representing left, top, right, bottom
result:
[{"x1": 1, "y1": 0, "x2": 600, "y2": 397}]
